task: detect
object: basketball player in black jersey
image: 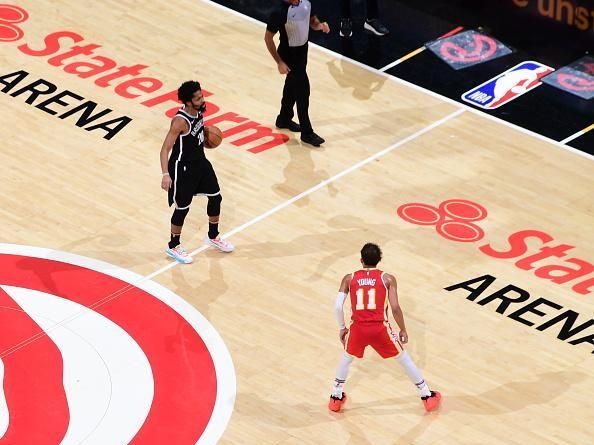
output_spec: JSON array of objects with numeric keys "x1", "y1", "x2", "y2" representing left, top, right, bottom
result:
[{"x1": 159, "y1": 81, "x2": 234, "y2": 264}]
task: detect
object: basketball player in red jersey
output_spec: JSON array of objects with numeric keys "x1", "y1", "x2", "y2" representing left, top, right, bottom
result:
[{"x1": 328, "y1": 243, "x2": 441, "y2": 412}]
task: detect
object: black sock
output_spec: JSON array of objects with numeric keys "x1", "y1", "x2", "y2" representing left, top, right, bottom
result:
[
  {"x1": 169, "y1": 233, "x2": 181, "y2": 249},
  {"x1": 208, "y1": 223, "x2": 219, "y2": 240}
]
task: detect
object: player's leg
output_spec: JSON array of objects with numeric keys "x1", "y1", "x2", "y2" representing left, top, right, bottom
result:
[
  {"x1": 165, "y1": 162, "x2": 194, "y2": 264},
  {"x1": 371, "y1": 322, "x2": 441, "y2": 411},
  {"x1": 330, "y1": 352, "x2": 354, "y2": 400},
  {"x1": 204, "y1": 194, "x2": 233, "y2": 252},
  {"x1": 166, "y1": 206, "x2": 192, "y2": 263},
  {"x1": 395, "y1": 350, "x2": 441, "y2": 411},
  {"x1": 197, "y1": 161, "x2": 234, "y2": 253},
  {"x1": 328, "y1": 324, "x2": 363, "y2": 412}
]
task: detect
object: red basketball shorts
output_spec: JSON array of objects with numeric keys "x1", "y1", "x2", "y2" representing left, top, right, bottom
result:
[{"x1": 345, "y1": 321, "x2": 404, "y2": 358}]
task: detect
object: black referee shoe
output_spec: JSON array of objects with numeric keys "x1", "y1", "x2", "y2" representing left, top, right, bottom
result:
[
  {"x1": 275, "y1": 118, "x2": 301, "y2": 132},
  {"x1": 301, "y1": 132, "x2": 325, "y2": 147}
]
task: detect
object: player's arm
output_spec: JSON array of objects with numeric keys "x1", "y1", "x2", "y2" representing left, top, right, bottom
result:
[
  {"x1": 335, "y1": 274, "x2": 351, "y2": 345},
  {"x1": 385, "y1": 273, "x2": 408, "y2": 344},
  {"x1": 310, "y1": 15, "x2": 329, "y2": 33},
  {"x1": 159, "y1": 117, "x2": 186, "y2": 191}
]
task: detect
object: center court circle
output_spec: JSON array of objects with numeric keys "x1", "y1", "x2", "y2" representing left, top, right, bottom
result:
[{"x1": 0, "y1": 243, "x2": 235, "y2": 445}]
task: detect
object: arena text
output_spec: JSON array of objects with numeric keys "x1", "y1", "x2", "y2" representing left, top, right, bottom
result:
[{"x1": 445, "y1": 274, "x2": 594, "y2": 354}]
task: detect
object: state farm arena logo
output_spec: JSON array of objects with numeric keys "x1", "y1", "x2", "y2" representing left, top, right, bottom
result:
[
  {"x1": 0, "y1": 4, "x2": 27, "y2": 42},
  {"x1": 0, "y1": 244, "x2": 235, "y2": 444},
  {"x1": 397, "y1": 199, "x2": 487, "y2": 242},
  {"x1": 397, "y1": 199, "x2": 594, "y2": 297},
  {"x1": 0, "y1": 4, "x2": 287, "y2": 151}
]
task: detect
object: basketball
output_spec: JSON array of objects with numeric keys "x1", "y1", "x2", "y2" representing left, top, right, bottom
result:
[{"x1": 204, "y1": 125, "x2": 223, "y2": 149}]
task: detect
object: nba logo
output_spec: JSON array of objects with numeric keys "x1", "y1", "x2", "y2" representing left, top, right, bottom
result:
[{"x1": 462, "y1": 61, "x2": 554, "y2": 109}]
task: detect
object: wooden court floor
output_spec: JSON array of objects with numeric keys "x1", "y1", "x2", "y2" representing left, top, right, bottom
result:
[{"x1": 1, "y1": 0, "x2": 593, "y2": 444}]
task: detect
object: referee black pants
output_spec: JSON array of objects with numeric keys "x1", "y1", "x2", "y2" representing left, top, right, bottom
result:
[{"x1": 279, "y1": 67, "x2": 314, "y2": 135}]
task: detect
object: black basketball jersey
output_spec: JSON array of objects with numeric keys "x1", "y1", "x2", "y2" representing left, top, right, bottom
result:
[{"x1": 170, "y1": 107, "x2": 205, "y2": 163}]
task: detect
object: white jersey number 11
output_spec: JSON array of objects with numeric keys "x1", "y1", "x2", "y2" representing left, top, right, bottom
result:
[{"x1": 355, "y1": 288, "x2": 376, "y2": 310}]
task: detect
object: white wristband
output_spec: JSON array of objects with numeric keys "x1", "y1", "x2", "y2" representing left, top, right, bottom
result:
[
  {"x1": 162, "y1": 172, "x2": 170, "y2": 177},
  {"x1": 335, "y1": 292, "x2": 347, "y2": 329}
]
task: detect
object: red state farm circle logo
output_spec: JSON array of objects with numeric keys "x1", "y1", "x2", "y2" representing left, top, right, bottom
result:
[
  {"x1": 0, "y1": 244, "x2": 235, "y2": 444},
  {"x1": 397, "y1": 199, "x2": 488, "y2": 242},
  {"x1": 0, "y1": 4, "x2": 28, "y2": 42}
]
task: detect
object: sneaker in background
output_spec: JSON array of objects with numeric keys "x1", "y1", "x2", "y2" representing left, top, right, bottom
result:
[
  {"x1": 340, "y1": 18, "x2": 353, "y2": 37},
  {"x1": 364, "y1": 19, "x2": 390, "y2": 36}
]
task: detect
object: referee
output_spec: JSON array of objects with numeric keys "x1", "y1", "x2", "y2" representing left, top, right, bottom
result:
[{"x1": 265, "y1": 0, "x2": 329, "y2": 147}]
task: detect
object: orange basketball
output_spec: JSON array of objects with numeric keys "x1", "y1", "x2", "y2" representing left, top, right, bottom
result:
[{"x1": 204, "y1": 125, "x2": 223, "y2": 149}]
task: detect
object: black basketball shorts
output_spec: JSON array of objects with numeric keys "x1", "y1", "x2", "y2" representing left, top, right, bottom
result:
[{"x1": 168, "y1": 159, "x2": 220, "y2": 209}]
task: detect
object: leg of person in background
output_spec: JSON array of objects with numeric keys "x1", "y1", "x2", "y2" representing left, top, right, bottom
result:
[
  {"x1": 339, "y1": 0, "x2": 353, "y2": 37},
  {"x1": 364, "y1": 0, "x2": 390, "y2": 36},
  {"x1": 277, "y1": 70, "x2": 301, "y2": 131},
  {"x1": 295, "y1": 69, "x2": 325, "y2": 147}
]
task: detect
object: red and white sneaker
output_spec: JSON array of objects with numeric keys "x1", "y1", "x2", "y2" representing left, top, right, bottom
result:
[
  {"x1": 165, "y1": 245, "x2": 193, "y2": 264},
  {"x1": 422, "y1": 391, "x2": 441, "y2": 412},
  {"x1": 204, "y1": 236, "x2": 234, "y2": 253},
  {"x1": 328, "y1": 392, "x2": 347, "y2": 412}
]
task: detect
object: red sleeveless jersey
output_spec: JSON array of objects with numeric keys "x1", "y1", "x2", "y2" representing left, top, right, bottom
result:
[{"x1": 349, "y1": 269, "x2": 388, "y2": 323}]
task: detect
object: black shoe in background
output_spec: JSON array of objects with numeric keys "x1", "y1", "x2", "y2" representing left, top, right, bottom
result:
[
  {"x1": 301, "y1": 132, "x2": 325, "y2": 147},
  {"x1": 364, "y1": 19, "x2": 390, "y2": 36},
  {"x1": 275, "y1": 117, "x2": 301, "y2": 132},
  {"x1": 340, "y1": 18, "x2": 353, "y2": 37}
]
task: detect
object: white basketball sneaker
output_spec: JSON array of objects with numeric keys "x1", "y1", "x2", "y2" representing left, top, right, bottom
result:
[
  {"x1": 165, "y1": 245, "x2": 193, "y2": 264},
  {"x1": 203, "y1": 236, "x2": 234, "y2": 253}
]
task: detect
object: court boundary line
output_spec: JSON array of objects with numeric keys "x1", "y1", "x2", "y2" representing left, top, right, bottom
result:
[
  {"x1": 201, "y1": 0, "x2": 594, "y2": 161},
  {"x1": 561, "y1": 122, "x2": 594, "y2": 144}
]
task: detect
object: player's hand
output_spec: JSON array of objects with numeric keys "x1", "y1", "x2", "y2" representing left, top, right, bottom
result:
[
  {"x1": 399, "y1": 330, "x2": 408, "y2": 344},
  {"x1": 339, "y1": 328, "x2": 349, "y2": 346},
  {"x1": 161, "y1": 174, "x2": 172, "y2": 191},
  {"x1": 277, "y1": 61, "x2": 290, "y2": 74},
  {"x1": 319, "y1": 22, "x2": 330, "y2": 33}
]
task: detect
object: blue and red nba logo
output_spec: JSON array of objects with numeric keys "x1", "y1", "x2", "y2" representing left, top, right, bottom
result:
[{"x1": 462, "y1": 61, "x2": 554, "y2": 109}]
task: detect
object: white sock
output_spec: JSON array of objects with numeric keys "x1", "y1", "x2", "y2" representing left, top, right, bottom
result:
[
  {"x1": 331, "y1": 352, "x2": 354, "y2": 398},
  {"x1": 395, "y1": 350, "x2": 431, "y2": 397}
]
